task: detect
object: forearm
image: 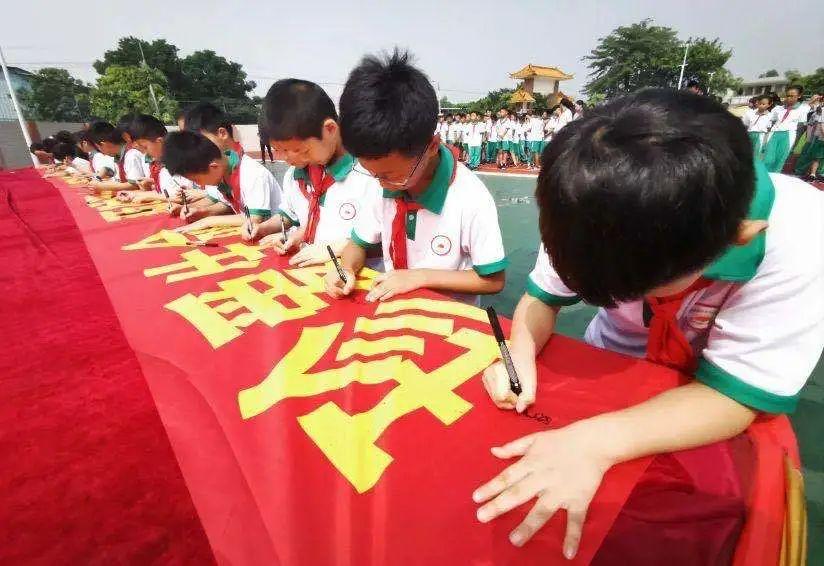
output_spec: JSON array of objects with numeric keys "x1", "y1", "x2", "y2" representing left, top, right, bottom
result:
[
  {"x1": 202, "y1": 213, "x2": 243, "y2": 226},
  {"x1": 252, "y1": 215, "x2": 286, "y2": 239},
  {"x1": 198, "y1": 202, "x2": 234, "y2": 218},
  {"x1": 510, "y1": 294, "x2": 559, "y2": 361},
  {"x1": 418, "y1": 269, "x2": 504, "y2": 295},
  {"x1": 340, "y1": 242, "x2": 367, "y2": 274},
  {"x1": 96, "y1": 181, "x2": 137, "y2": 191},
  {"x1": 590, "y1": 382, "x2": 757, "y2": 465}
]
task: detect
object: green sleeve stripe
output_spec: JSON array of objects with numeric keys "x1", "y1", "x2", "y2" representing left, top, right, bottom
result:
[
  {"x1": 277, "y1": 208, "x2": 299, "y2": 226},
  {"x1": 351, "y1": 229, "x2": 381, "y2": 250},
  {"x1": 248, "y1": 208, "x2": 272, "y2": 220},
  {"x1": 525, "y1": 277, "x2": 580, "y2": 306},
  {"x1": 206, "y1": 195, "x2": 220, "y2": 203},
  {"x1": 473, "y1": 258, "x2": 509, "y2": 276},
  {"x1": 695, "y1": 358, "x2": 800, "y2": 414}
]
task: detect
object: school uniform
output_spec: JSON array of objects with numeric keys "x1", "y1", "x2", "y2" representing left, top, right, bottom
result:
[
  {"x1": 67, "y1": 156, "x2": 92, "y2": 175},
  {"x1": 351, "y1": 144, "x2": 508, "y2": 304},
  {"x1": 116, "y1": 145, "x2": 147, "y2": 184},
  {"x1": 486, "y1": 119, "x2": 500, "y2": 162},
  {"x1": 461, "y1": 122, "x2": 471, "y2": 155},
  {"x1": 466, "y1": 122, "x2": 484, "y2": 169},
  {"x1": 438, "y1": 121, "x2": 450, "y2": 142},
  {"x1": 447, "y1": 122, "x2": 461, "y2": 147},
  {"x1": 526, "y1": 117, "x2": 545, "y2": 160},
  {"x1": 741, "y1": 108, "x2": 772, "y2": 155},
  {"x1": 794, "y1": 111, "x2": 824, "y2": 177},
  {"x1": 527, "y1": 163, "x2": 824, "y2": 413},
  {"x1": 278, "y1": 153, "x2": 383, "y2": 247},
  {"x1": 762, "y1": 102, "x2": 811, "y2": 172},
  {"x1": 91, "y1": 150, "x2": 117, "y2": 178},
  {"x1": 204, "y1": 151, "x2": 283, "y2": 218},
  {"x1": 498, "y1": 119, "x2": 513, "y2": 152},
  {"x1": 513, "y1": 122, "x2": 526, "y2": 160}
]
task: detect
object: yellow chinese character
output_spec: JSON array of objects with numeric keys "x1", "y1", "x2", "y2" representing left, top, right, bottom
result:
[
  {"x1": 237, "y1": 301, "x2": 498, "y2": 493},
  {"x1": 144, "y1": 243, "x2": 266, "y2": 283},
  {"x1": 84, "y1": 194, "x2": 165, "y2": 222}
]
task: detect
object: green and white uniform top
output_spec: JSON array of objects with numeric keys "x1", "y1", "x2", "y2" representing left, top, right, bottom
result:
[
  {"x1": 123, "y1": 147, "x2": 147, "y2": 183},
  {"x1": 447, "y1": 121, "x2": 462, "y2": 144},
  {"x1": 526, "y1": 166, "x2": 824, "y2": 414},
  {"x1": 91, "y1": 151, "x2": 117, "y2": 177},
  {"x1": 742, "y1": 108, "x2": 772, "y2": 134},
  {"x1": 465, "y1": 122, "x2": 485, "y2": 147},
  {"x1": 205, "y1": 153, "x2": 282, "y2": 218},
  {"x1": 769, "y1": 102, "x2": 811, "y2": 147},
  {"x1": 486, "y1": 119, "x2": 499, "y2": 142},
  {"x1": 527, "y1": 116, "x2": 545, "y2": 142},
  {"x1": 279, "y1": 153, "x2": 383, "y2": 243},
  {"x1": 66, "y1": 156, "x2": 92, "y2": 175},
  {"x1": 499, "y1": 118, "x2": 514, "y2": 142},
  {"x1": 352, "y1": 144, "x2": 508, "y2": 304}
]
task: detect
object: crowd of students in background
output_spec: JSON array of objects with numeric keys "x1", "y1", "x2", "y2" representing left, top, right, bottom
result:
[
  {"x1": 435, "y1": 98, "x2": 586, "y2": 171},
  {"x1": 741, "y1": 86, "x2": 823, "y2": 180}
]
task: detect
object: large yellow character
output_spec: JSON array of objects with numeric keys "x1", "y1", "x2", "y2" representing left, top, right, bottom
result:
[
  {"x1": 237, "y1": 299, "x2": 499, "y2": 493},
  {"x1": 84, "y1": 194, "x2": 165, "y2": 222},
  {"x1": 166, "y1": 265, "x2": 377, "y2": 348},
  {"x1": 144, "y1": 243, "x2": 266, "y2": 283},
  {"x1": 122, "y1": 226, "x2": 242, "y2": 250}
]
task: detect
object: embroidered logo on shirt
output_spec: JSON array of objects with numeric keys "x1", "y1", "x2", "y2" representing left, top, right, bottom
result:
[
  {"x1": 339, "y1": 202, "x2": 357, "y2": 220},
  {"x1": 431, "y1": 235, "x2": 452, "y2": 256},
  {"x1": 687, "y1": 303, "x2": 720, "y2": 331}
]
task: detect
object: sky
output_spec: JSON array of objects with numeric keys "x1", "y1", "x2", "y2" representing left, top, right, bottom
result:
[{"x1": 2, "y1": 0, "x2": 822, "y2": 103}]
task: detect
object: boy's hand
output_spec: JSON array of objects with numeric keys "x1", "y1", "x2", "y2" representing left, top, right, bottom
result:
[
  {"x1": 261, "y1": 229, "x2": 299, "y2": 255},
  {"x1": 174, "y1": 216, "x2": 210, "y2": 233},
  {"x1": 473, "y1": 421, "x2": 612, "y2": 558},
  {"x1": 324, "y1": 267, "x2": 356, "y2": 299},
  {"x1": 167, "y1": 202, "x2": 182, "y2": 217},
  {"x1": 116, "y1": 191, "x2": 134, "y2": 203},
  {"x1": 137, "y1": 178, "x2": 154, "y2": 191},
  {"x1": 482, "y1": 350, "x2": 538, "y2": 413},
  {"x1": 179, "y1": 206, "x2": 203, "y2": 224},
  {"x1": 365, "y1": 269, "x2": 426, "y2": 302}
]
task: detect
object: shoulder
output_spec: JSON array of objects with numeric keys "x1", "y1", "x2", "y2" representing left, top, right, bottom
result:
[{"x1": 450, "y1": 163, "x2": 495, "y2": 210}]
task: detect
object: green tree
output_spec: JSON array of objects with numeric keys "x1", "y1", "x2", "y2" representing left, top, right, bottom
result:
[
  {"x1": 759, "y1": 69, "x2": 780, "y2": 78},
  {"x1": 583, "y1": 20, "x2": 738, "y2": 98},
  {"x1": 94, "y1": 37, "x2": 188, "y2": 97},
  {"x1": 178, "y1": 50, "x2": 256, "y2": 103},
  {"x1": 465, "y1": 88, "x2": 514, "y2": 114},
  {"x1": 799, "y1": 68, "x2": 824, "y2": 94},
  {"x1": 18, "y1": 68, "x2": 90, "y2": 121},
  {"x1": 89, "y1": 65, "x2": 178, "y2": 122}
]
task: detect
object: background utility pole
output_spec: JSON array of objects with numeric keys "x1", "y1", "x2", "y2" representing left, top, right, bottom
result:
[
  {"x1": 138, "y1": 42, "x2": 161, "y2": 115},
  {"x1": 0, "y1": 44, "x2": 36, "y2": 166}
]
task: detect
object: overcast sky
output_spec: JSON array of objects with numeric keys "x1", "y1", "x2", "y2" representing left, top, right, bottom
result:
[{"x1": 3, "y1": 0, "x2": 822, "y2": 103}]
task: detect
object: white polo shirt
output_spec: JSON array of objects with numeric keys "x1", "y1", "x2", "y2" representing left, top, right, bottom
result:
[
  {"x1": 278, "y1": 153, "x2": 383, "y2": 244},
  {"x1": 205, "y1": 152, "x2": 282, "y2": 219},
  {"x1": 526, "y1": 164, "x2": 824, "y2": 414},
  {"x1": 742, "y1": 109, "x2": 772, "y2": 133},
  {"x1": 352, "y1": 144, "x2": 508, "y2": 303},
  {"x1": 527, "y1": 117, "x2": 545, "y2": 142},
  {"x1": 158, "y1": 167, "x2": 195, "y2": 198},
  {"x1": 499, "y1": 119, "x2": 513, "y2": 142},
  {"x1": 69, "y1": 156, "x2": 92, "y2": 174},
  {"x1": 91, "y1": 151, "x2": 117, "y2": 177},
  {"x1": 122, "y1": 147, "x2": 146, "y2": 182},
  {"x1": 487, "y1": 120, "x2": 499, "y2": 142},
  {"x1": 447, "y1": 122, "x2": 461, "y2": 143},
  {"x1": 768, "y1": 103, "x2": 810, "y2": 148},
  {"x1": 466, "y1": 122, "x2": 484, "y2": 147}
]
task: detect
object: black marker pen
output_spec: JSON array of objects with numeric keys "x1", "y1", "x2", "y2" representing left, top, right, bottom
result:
[
  {"x1": 486, "y1": 306, "x2": 522, "y2": 395},
  {"x1": 327, "y1": 245, "x2": 348, "y2": 284}
]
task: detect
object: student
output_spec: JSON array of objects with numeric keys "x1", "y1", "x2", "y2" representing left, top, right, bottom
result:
[
  {"x1": 476, "y1": 89, "x2": 823, "y2": 558},
  {"x1": 74, "y1": 131, "x2": 114, "y2": 180},
  {"x1": 324, "y1": 49, "x2": 507, "y2": 304},
  {"x1": 485, "y1": 112, "x2": 499, "y2": 165},
  {"x1": 29, "y1": 142, "x2": 53, "y2": 167},
  {"x1": 87, "y1": 121, "x2": 145, "y2": 192},
  {"x1": 184, "y1": 102, "x2": 245, "y2": 156},
  {"x1": 512, "y1": 115, "x2": 525, "y2": 166},
  {"x1": 741, "y1": 94, "x2": 773, "y2": 155},
  {"x1": 447, "y1": 115, "x2": 461, "y2": 152},
  {"x1": 526, "y1": 111, "x2": 544, "y2": 169},
  {"x1": 686, "y1": 79, "x2": 703, "y2": 95},
  {"x1": 163, "y1": 130, "x2": 282, "y2": 234},
  {"x1": 795, "y1": 101, "x2": 824, "y2": 181},
  {"x1": 497, "y1": 108, "x2": 512, "y2": 169},
  {"x1": 245, "y1": 78, "x2": 382, "y2": 269},
  {"x1": 762, "y1": 85, "x2": 810, "y2": 172},
  {"x1": 466, "y1": 112, "x2": 484, "y2": 170},
  {"x1": 50, "y1": 142, "x2": 92, "y2": 175},
  {"x1": 461, "y1": 114, "x2": 471, "y2": 162},
  {"x1": 573, "y1": 99, "x2": 587, "y2": 120}
]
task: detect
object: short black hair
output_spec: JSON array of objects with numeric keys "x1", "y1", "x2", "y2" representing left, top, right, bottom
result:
[
  {"x1": 686, "y1": 79, "x2": 701, "y2": 88},
  {"x1": 117, "y1": 114, "x2": 137, "y2": 136},
  {"x1": 88, "y1": 121, "x2": 124, "y2": 145},
  {"x1": 755, "y1": 94, "x2": 772, "y2": 103},
  {"x1": 29, "y1": 142, "x2": 44, "y2": 153},
  {"x1": 130, "y1": 114, "x2": 168, "y2": 140},
  {"x1": 536, "y1": 88, "x2": 754, "y2": 307},
  {"x1": 184, "y1": 102, "x2": 233, "y2": 136},
  {"x1": 41, "y1": 137, "x2": 58, "y2": 152},
  {"x1": 54, "y1": 130, "x2": 75, "y2": 145},
  {"x1": 339, "y1": 49, "x2": 438, "y2": 158},
  {"x1": 163, "y1": 131, "x2": 222, "y2": 176},
  {"x1": 786, "y1": 84, "x2": 804, "y2": 95},
  {"x1": 52, "y1": 142, "x2": 77, "y2": 161},
  {"x1": 261, "y1": 79, "x2": 338, "y2": 141}
]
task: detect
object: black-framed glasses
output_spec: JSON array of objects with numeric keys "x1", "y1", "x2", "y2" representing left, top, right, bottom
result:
[{"x1": 352, "y1": 144, "x2": 430, "y2": 188}]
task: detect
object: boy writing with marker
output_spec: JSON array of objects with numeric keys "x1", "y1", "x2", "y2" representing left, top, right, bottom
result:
[
  {"x1": 184, "y1": 102, "x2": 245, "y2": 156},
  {"x1": 245, "y1": 79, "x2": 383, "y2": 268},
  {"x1": 162, "y1": 130, "x2": 282, "y2": 235},
  {"x1": 86, "y1": 120, "x2": 145, "y2": 193},
  {"x1": 323, "y1": 50, "x2": 507, "y2": 304},
  {"x1": 475, "y1": 89, "x2": 823, "y2": 560}
]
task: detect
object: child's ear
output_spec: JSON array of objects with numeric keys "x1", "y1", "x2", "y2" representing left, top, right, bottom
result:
[
  {"x1": 322, "y1": 119, "x2": 338, "y2": 136},
  {"x1": 218, "y1": 127, "x2": 230, "y2": 139},
  {"x1": 735, "y1": 220, "x2": 768, "y2": 246}
]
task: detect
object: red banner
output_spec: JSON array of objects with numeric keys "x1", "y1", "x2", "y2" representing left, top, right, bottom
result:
[{"x1": 32, "y1": 171, "x2": 688, "y2": 564}]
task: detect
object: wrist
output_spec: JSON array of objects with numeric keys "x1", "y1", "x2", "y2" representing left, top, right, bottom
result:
[{"x1": 574, "y1": 413, "x2": 632, "y2": 467}]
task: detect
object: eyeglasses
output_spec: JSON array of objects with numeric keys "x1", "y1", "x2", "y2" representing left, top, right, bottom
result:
[{"x1": 352, "y1": 144, "x2": 430, "y2": 188}]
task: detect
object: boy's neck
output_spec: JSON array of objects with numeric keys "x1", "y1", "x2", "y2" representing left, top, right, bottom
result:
[
  {"x1": 221, "y1": 155, "x2": 234, "y2": 183},
  {"x1": 406, "y1": 151, "x2": 441, "y2": 199},
  {"x1": 327, "y1": 138, "x2": 346, "y2": 166}
]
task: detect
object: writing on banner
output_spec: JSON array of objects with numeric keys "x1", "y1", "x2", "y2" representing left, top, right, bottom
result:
[
  {"x1": 122, "y1": 226, "x2": 242, "y2": 250},
  {"x1": 85, "y1": 193, "x2": 166, "y2": 222},
  {"x1": 238, "y1": 298, "x2": 499, "y2": 493}
]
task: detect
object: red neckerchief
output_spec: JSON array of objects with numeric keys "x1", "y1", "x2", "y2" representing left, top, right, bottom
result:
[
  {"x1": 645, "y1": 277, "x2": 713, "y2": 373},
  {"x1": 779, "y1": 105, "x2": 793, "y2": 123},
  {"x1": 117, "y1": 143, "x2": 132, "y2": 183},
  {"x1": 389, "y1": 144, "x2": 459, "y2": 270},
  {"x1": 225, "y1": 157, "x2": 242, "y2": 212},
  {"x1": 149, "y1": 161, "x2": 162, "y2": 193},
  {"x1": 297, "y1": 165, "x2": 336, "y2": 244},
  {"x1": 231, "y1": 140, "x2": 244, "y2": 157}
]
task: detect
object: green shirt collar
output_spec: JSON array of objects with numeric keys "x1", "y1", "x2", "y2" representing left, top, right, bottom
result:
[
  {"x1": 382, "y1": 144, "x2": 454, "y2": 214},
  {"x1": 224, "y1": 149, "x2": 240, "y2": 172},
  {"x1": 703, "y1": 160, "x2": 775, "y2": 282},
  {"x1": 293, "y1": 152, "x2": 356, "y2": 183}
]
